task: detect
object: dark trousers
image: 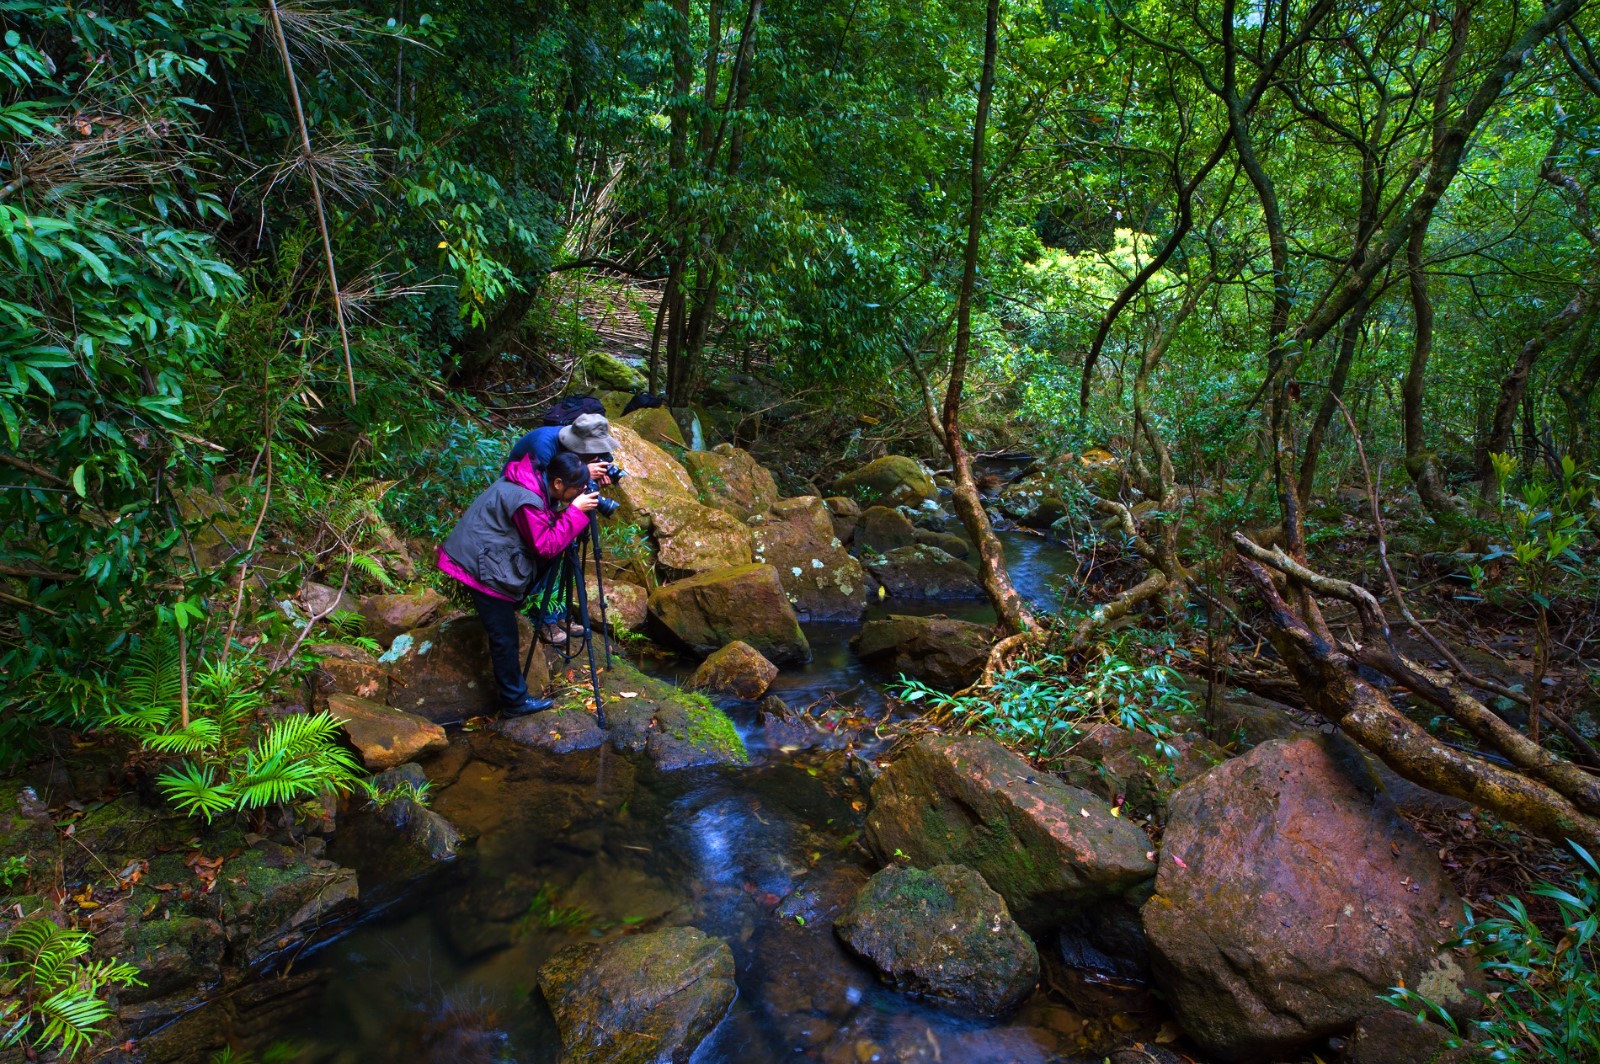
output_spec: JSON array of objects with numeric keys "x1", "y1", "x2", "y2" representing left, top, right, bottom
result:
[{"x1": 470, "y1": 588, "x2": 529, "y2": 707}]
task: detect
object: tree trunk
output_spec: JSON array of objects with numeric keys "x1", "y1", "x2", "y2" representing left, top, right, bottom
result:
[
  {"x1": 941, "y1": 0, "x2": 1034, "y2": 636},
  {"x1": 1401, "y1": 224, "x2": 1460, "y2": 514},
  {"x1": 1297, "y1": 290, "x2": 1371, "y2": 502},
  {"x1": 1476, "y1": 291, "x2": 1587, "y2": 491}
]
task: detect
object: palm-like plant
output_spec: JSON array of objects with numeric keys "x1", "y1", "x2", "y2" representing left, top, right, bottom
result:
[
  {"x1": 0, "y1": 919, "x2": 141, "y2": 1059},
  {"x1": 109, "y1": 633, "x2": 363, "y2": 823}
]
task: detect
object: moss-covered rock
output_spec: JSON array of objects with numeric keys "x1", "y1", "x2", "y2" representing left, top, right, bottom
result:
[
  {"x1": 689, "y1": 640, "x2": 778, "y2": 700},
  {"x1": 538, "y1": 926, "x2": 736, "y2": 1064},
  {"x1": 550, "y1": 658, "x2": 748, "y2": 769},
  {"x1": 606, "y1": 422, "x2": 698, "y2": 532},
  {"x1": 360, "y1": 588, "x2": 449, "y2": 648},
  {"x1": 865, "y1": 735, "x2": 1155, "y2": 930},
  {"x1": 648, "y1": 563, "x2": 810, "y2": 665},
  {"x1": 650, "y1": 495, "x2": 754, "y2": 576},
  {"x1": 913, "y1": 529, "x2": 970, "y2": 560},
  {"x1": 749, "y1": 496, "x2": 866, "y2": 621},
  {"x1": 833, "y1": 455, "x2": 938, "y2": 508},
  {"x1": 683, "y1": 445, "x2": 780, "y2": 519},
  {"x1": 579, "y1": 349, "x2": 648, "y2": 392},
  {"x1": 620, "y1": 404, "x2": 686, "y2": 448},
  {"x1": 856, "y1": 506, "x2": 918, "y2": 554},
  {"x1": 835, "y1": 864, "x2": 1039, "y2": 1016}
]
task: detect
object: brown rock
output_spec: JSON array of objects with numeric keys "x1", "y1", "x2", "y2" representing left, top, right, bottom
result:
[
  {"x1": 685, "y1": 445, "x2": 779, "y2": 518},
  {"x1": 605, "y1": 422, "x2": 697, "y2": 531},
  {"x1": 651, "y1": 496, "x2": 755, "y2": 576},
  {"x1": 620, "y1": 404, "x2": 686, "y2": 448},
  {"x1": 824, "y1": 496, "x2": 861, "y2": 544},
  {"x1": 690, "y1": 640, "x2": 778, "y2": 699},
  {"x1": 852, "y1": 614, "x2": 992, "y2": 691},
  {"x1": 326, "y1": 694, "x2": 447, "y2": 770},
  {"x1": 749, "y1": 496, "x2": 867, "y2": 621},
  {"x1": 584, "y1": 578, "x2": 650, "y2": 632},
  {"x1": 865, "y1": 544, "x2": 984, "y2": 600},
  {"x1": 866, "y1": 735, "x2": 1155, "y2": 929},
  {"x1": 855, "y1": 506, "x2": 918, "y2": 554},
  {"x1": 914, "y1": 529, "x2": 971, "y2": 560},
  {"x1": 1143, "y1": 735, "x2": 1481, "y2": 1062},
  {"x1": 360, "y1": 588, "x2": 448, "y2": 648},
  {"x1": 300, "y1": 580, "x2": 361, "y2": 620},
  {"x1": 307, "y1": 643, "x2": 390, "y2": 706},
  {"x1": 648, "y1": 563, "x2": 810, "y2": 664},
  {"x1": 1056, "y1": 723, "x2": 1225, "y2": 820},
  {"x1": 382, "y1": 615, "x2": 550, "y2": 722}
]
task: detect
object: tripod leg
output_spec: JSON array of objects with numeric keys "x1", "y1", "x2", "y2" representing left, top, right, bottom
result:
[
  {"x1": 590, "y1": 521, "x2": 613, "y2": 666},
  {"x1": 570, "y1": 542, "x2": 606, "y2": 728}
]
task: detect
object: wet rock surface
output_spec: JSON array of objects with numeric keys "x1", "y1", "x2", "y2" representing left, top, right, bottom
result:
[
  {"x1": 326, "y1": 693, "x2": 447, "y2": 770},
  {"x1": 855, "y1": 505, "x2": 918, "y2": 554},
  {"x1": 496, "y1": 707, "x2": 607, "y2": 753},
  {"x1": 690, "y1": 639, "x2": 778, "y2": 699},
  {"x1": 865, "y1": 544, "x2": 984, "y2": 600},
  {"x1": 1144, "y1": 734, "x2": 1479, "y2": 1062},
  {"x1": 852, "y1": 614, "x2": 992, "y2": 691},
  {"x1": 538, "y1": 926, "x2": 737, "y2": 1064},
  {"x1": 648, "y1": 562, "x2": 811, "y2": 664},
  {"x1": 369, "y1": 762, "x2": 463, "y2": 861},
  {"x1": 834, "y1": 864, "x2": 1039, "y2": 1016},
  {"x1": 865, "y1": 735, "x2": 1155, "y2": 929}
]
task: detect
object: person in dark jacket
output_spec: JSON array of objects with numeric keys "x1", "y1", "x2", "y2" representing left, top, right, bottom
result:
[
  {"x1": 506, "y1": 412, "x2": 621, "y2": 483},
  {"x1": 437, "y1": 451, "x2": 598, "y2": 716}
]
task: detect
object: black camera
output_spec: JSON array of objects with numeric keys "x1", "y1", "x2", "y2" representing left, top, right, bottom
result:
[{"x1": 587, "y1": 485, "x2": 620, "y2": 518}]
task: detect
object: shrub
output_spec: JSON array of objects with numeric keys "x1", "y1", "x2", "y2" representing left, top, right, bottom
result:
[{"x1": 0, "y1": 920, "x2": 141, "y2": 1059}]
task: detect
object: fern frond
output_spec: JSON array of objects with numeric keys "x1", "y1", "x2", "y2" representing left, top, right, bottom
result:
[
  {"x1": 34, "y1": 984, "x2": 115, "y2": 1058},
  {"x1": 233, "y1": 752, "x2": 320, "y2": 809},
  {"x1": 156, "y1": 763, "x2": 237, "y2": 822},
  {"x1": 142, "y1": 717, "x2": 223, "y2": 755},
  {"x1": 255, "y1": 712, "x2": 344, "y2": 761},
  {"x1": 326, "y1": 609, "x2": 365, "y2": 636},
  {"x1": 1, "y1": 921, "x2": 89, "y2": 970},
  {"x1": 345, "y1": 552, "x2": 393, "y2": 589},
  {"x1": 120, "y1": 629, "x2": 182, "y2": 714}
]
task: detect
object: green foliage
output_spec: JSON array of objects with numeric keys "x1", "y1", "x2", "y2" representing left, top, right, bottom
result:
[
  {"x1": 357, "y1": 776, "x2": 433, "y2": 812},
  {"x1": 894, "y1": 634, "x2": 1196, "y2": 767},
  {"x1": 109, "y1": 633, "x2": 363, "y2": 822},
  {"x1": 0, "y1": 856, "x2": 28, "y2": 893},
  {"x1": 378, "y1": 418, "x2": 506, "y2": 541},
  {"x1": 515, "y1": 884, "x2": 594, "y2": 935},
  {"x1": 598, "y1": 522, "x2": 656, "y2": 589},
  {"x1": 0, "y1": 919, "x2": 141, "y2": 1059},
  {"x1": 1386, "y1": 844, "x2": 1600, "y2": 1064}
]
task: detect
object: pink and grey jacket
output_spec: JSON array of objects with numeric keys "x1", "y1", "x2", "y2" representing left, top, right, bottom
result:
[{"x1": 437, "y1": 454, "x2": 590, "y2": 601}]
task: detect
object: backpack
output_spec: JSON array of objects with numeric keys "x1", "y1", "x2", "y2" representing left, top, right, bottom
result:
[{"x1": 541, "y1": 395, "x2": 606, "y2": 426}]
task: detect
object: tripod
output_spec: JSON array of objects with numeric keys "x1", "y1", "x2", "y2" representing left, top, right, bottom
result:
[{"x1": 523, "y1": 521, "x2": 612, "y2": 727}]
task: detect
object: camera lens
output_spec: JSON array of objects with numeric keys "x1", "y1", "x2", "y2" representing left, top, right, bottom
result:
[{"x1": 595, "y1": 496, "x2": 619, "y2": 518}]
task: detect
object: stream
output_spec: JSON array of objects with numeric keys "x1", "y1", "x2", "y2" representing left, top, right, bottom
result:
[{"x1": 182, "y1": 529, "x2": 1160, "y2": 1064}]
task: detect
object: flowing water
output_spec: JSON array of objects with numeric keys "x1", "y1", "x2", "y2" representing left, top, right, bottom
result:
[{"x1": 177, "y1": 527, "x2": 1164, "y2": 1064}]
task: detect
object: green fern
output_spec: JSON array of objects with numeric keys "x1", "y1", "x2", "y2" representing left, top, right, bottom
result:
[
  {"x1": 325, "y1": 609, "x2": 365, "y2": 637},
  {"x1": 0, "y1": 920, "x2": 141, "y2": 1059},
  {"x1": 157, "y1": 762, "x2": 238, "y2": 821},
  {"x1": 346, "y1": 552, "x2": 394, "y2": 589}
]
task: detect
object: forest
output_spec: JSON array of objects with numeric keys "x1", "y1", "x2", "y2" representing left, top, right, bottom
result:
[{"x1": 3, "y1": 0, "x2": 1600, "y2": 1059}]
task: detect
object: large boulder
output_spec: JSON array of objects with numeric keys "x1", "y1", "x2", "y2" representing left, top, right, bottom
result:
[
  {"x1": 538, "y1": 926, "x2": 736, "y2": 1064},
  {"x1": 866, "y1": 735, "x2": 1155, "y2": 929},
  {"x1": 605, "y1": 422, "x2": 698, "y2": 531},
  {"x1": 650, "y1": 495, "x2": 754, "y2": 576},
  {"x1": 1143, "y1": 735, "x2": 1480, "y2": 1062},
  {"x1": 855, "y1": 506, "x2": 918, "y2": 554},
  {"x1": 620, "y1": 404, "x2": 686, "y2": 449},
  {"x1": 649, "y1": 564, "x2": 811, "y2": 665},
  {"x1": 834, "y1": 864, "x2": 1039, "y2": 1016},
  {"x1": 579, "y1": 349, "x2": 647, "y2": 393},
  {"x1": 852, "y1": 615, "x2": 992, "y2": 691},
  {"x1": 299, "y1": 580, "x2": 361, "y2": 620},
  {"x1": 690, "y1": 640, "x2": 778, "y2": 700},
  {"x1": 496, "y1": 707, "x2": 608, "y2": 754},
  {"x1": 360, "y1": 587, "x2": 448, "y2": 648},
  {"x1": 749, "y1": 496, "x2": 867, "y2": 621},
  {"x1": 381, "y1": 615, "x2": 550, "y2": 723},
  {"x1": 914, "y1": 529, "x2": 971, "y2": 560},
  {"x1": 833, "y1": 455, "x2": 938, "y2": 508},
  {"x1": 684, "y1": 445, "x2": 779, "y2": 519},
  {"x1": 1056, "y1": 723, "x2": 1225, "y2": 821},
  {"x1": 865, "y1": 544, "x2": 984, "y2": 600},
  {"x1": 540, "y1": 658, "x2": 747, "y2": 770},
  {"x1": 326, "y1": 693, "x2": 447, "y2": 770},
  {"x1": 368, "y1": 762, "x2": 462, "y2": 861}
]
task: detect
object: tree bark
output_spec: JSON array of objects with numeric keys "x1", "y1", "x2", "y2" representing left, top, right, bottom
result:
[
  {"x1": 1401, "y1": 224, "x2": 1460, "y2": 514},
  {"x1": 942, "y1": 0, "x2": 1034, "y2": 635},
  {"x1": 1475, "y1": 291, "x2": 1587, "y2": 491}
]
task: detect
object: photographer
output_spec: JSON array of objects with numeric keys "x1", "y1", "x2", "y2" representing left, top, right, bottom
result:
[
  {"x1": 436, "y1": 451, "x2": 599, "y2": 717},
  {"x1": 506, "y1": 412, "x2": 621, "y2": 488}
]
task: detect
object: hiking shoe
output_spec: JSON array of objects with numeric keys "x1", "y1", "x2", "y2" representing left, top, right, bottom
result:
[
  {"x1": 502, "y1": 696, "x2": 553, "y2": 717},
  {"x1": 561, "y1": 618, "x2": 589, "y2": 636},
  {"x1": 540, "y1": 623, "x2": 568, "y2": 645}
]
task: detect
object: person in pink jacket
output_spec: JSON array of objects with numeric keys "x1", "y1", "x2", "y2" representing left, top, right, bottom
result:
[{"x1": 437, "y1": 451, "x2": 598, "y2": 715}]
